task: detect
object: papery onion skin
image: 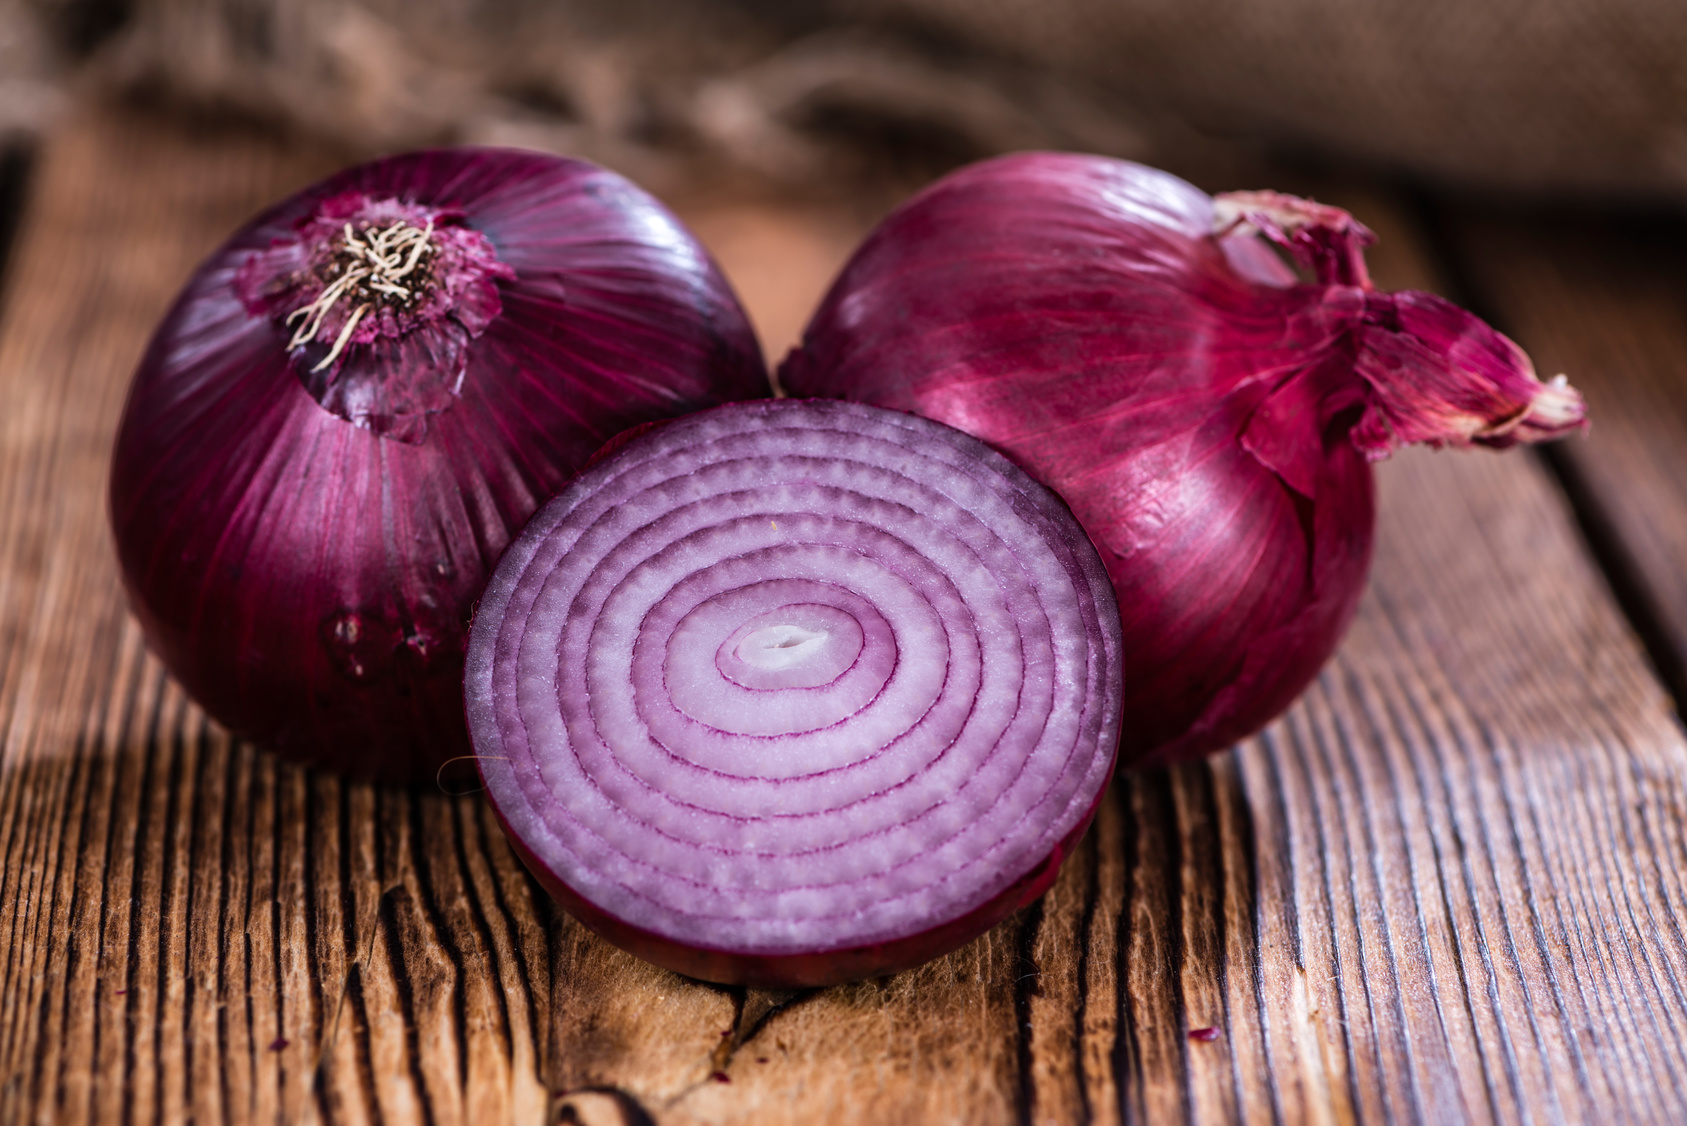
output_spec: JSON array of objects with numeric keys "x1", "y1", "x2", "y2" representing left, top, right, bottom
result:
[
  {"x1": 466, "y1": 399, "x2": 1123, "y2": 986},
  {"x1": 110, "y1": 148, "x2": 768, "y2": 781},
  {"x1": 781, "y1": 153, "x2": 1586, "y2": 766}
]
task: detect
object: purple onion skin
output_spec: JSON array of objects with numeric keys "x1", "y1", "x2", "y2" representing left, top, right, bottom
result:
[
  {"x1": 110, "y1": 149, "x2": 768, "y2": 781},
  {"x1": 782, "y1": 154, "x2": 1585, "y2": 766}
]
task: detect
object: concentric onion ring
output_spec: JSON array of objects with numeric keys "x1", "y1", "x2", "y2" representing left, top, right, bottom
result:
[{"x1": 466, "y1": 399, "x2": 1123, "y2": 985}]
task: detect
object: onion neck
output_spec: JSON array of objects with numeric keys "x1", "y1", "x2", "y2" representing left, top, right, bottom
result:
[
  {"x1": 1349, "y1": 289, "x2": 1586, "y2": 458},
  {"x1": 1213, "y1": 190, "x2": 1376, "y2": 289},
  {"x1": 235, "y1": 192, "x2": 516, "y2": 443},
  {"x1": 1215, "y1": 190, "x2": 1586, "y2": 466}
]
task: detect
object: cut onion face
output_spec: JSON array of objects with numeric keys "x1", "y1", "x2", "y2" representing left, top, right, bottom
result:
[{"x1": 466, "y1": 399, "x2": 1123, "y2": 986}]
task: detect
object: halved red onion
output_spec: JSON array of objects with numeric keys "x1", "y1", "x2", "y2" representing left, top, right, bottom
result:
[{"x1": 466, "y1": 399, "x2": 1123, "y2": 986}]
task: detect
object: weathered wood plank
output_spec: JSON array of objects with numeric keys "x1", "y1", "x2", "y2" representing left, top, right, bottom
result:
[
  {"x1": 4, "y1": 106, "x2": 1687, "y2": 1125},
  {"x1": 1240, "y1": 190, "x2": 1687, "y2": 1124}
]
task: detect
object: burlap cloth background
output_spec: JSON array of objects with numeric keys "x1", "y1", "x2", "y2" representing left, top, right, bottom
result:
[{"x1": 4, "y1": 0, "x2": 1685, "y2": 198}]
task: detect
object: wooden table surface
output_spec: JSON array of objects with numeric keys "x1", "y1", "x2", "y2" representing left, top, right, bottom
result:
[{"x1": 5, "y1": 105, "x2": 1687, "y2": 1126}]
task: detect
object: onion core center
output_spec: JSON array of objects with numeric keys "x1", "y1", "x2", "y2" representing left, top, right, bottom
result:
[{"x1": 737, "y1": 623, "x2": 832, "y2": 666}]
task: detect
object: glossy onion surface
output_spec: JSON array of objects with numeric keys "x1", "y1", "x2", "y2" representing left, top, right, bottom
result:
[
  {"x1": 466, "y1": 400, "x2": 1123, "y2": 986},
  {"x1": 111, "y1": 149, "x2": 768, "y2": 780},
  {"x1": 783, "y1": 154, "x2": 1584, "y2": 765}
]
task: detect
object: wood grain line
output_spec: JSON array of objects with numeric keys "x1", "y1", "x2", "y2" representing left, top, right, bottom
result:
[
  {"x1": 1077, "y1": 782, "x2": 1124, "y2": 1126},
  {"x1": 1012, "y1": 895, "x2": 1043, "y2": 1124}
]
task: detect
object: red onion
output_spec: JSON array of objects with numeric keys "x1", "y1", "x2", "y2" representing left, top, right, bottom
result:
[
  {"x1": 465, "y1": 399, "x2": 1123, "y2": 986},
  {"x1": 781, "y1": 154, "x2": 1586, "y2": 766},
  {"x1": 110, "y1": 148, "x2": 768, "y2": 781}
]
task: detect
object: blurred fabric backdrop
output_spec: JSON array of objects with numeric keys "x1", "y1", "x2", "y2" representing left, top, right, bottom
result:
[{"x1": 4, "y1": 0, "x2": 1686, "y2": 202}]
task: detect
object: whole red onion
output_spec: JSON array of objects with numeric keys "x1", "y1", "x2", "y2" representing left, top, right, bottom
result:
[
  {"x1": 465, "y1": 399, "x2": 1123, "y2": 986},
  {"x1": 110, "y1": 149, "x2": 768, "y2": 781},
  {"x1": 782, "y1": 154, "x2": 1585, "y2": 766}
]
